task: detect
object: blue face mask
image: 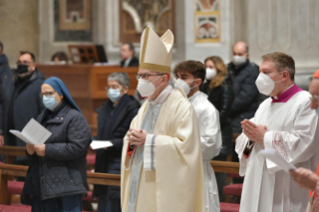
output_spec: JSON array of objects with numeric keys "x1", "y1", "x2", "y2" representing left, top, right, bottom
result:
[
  {"x1": 43, "y1": 95, "x2": 60, "y2": 111},
  {"x1": 107, "y1": 89, "x2": 122, "y2": 102}
]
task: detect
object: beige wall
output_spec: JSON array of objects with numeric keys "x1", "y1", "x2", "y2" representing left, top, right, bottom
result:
[{"x1": 0, "y1": 0, "x2": 39, "y2": 67}]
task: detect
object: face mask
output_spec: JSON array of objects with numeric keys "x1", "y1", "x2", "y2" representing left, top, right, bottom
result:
[
  {"x1": 137, "y1": 77, "x2": 161, "y2": 97},
  {"x1": 232, "y1": 55, "x2": 246, "y2": 66},
  {"x1": 43, "y1": 94, "x2": 60, "y2": 111},
  {"x1": 17, "y1": 64, "x2": 29, "y2": 74},
  {"x1": 206, "y1": 68, "x2": 217, "y2": 80},
  {"x1": 174, "y1": 78, "x2": 195, "y2": 96},
  {"x1": 107, "y1": 88, "x2": 122, "y2": 102},
  {"x1": 255, "y1": 72, "x2": 282, "y2": 96}
]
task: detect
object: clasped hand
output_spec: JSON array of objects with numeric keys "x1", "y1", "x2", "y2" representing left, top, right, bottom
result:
[
  {"x1": 127, "y1": 128, "x2": 148, "y2": 146},
  {"x1": 26, "y1": 143, "x2": 46, "y2": 156},
  {"x1": 241, "y1": 119, "x2": 267, "y2": 144}
]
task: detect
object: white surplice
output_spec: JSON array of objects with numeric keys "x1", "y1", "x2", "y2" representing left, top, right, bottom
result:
[
  {"x1": 189, "y1": 91, "x2": 222, "y2": 212},
  {"x1": 235, "y1": 90, "x2": 319, "y2": 212}
]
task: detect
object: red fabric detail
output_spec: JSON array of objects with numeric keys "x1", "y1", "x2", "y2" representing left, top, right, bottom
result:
[
  {"x1": 223, "y1": 183, "x2": 243, "y2": 196},
  {"x1": 220, "y1": 202, "x2": 240, "y2": 212},
  {"x1": 310, "y1": 163, "x2": 319, "y2": 197},
  {"x1": 165, "y1": 73, "x2": 170, "y2": 81},
  {"x1": 273, "y1": 132, "x2": 288, "y2": 161},
  {"x1": 313, "y1": 69, "x2": 319, "y2": 79},
  {"x1": 0, "y1": 204, "x2": 32, "y2": 212},
  {"x1": 86, "y1": 154, "x2": 96, "y2": 165},
  {"x1": 7, "y1": 181, "x2": 24, "y2": 195},
  {"x1": 127, "y1": 143, "x2": 136, "y2": 156},
  {"x1": 82, "y1": 191, "x2": 98, "y2": 202},
  {"x1": 243, "y1": 147, "x2": 252, "y2": 159}
]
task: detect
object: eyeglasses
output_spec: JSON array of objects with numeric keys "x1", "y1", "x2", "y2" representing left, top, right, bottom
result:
[
  {"x1": 310, "y1": 95, "x2": 319, "y2": 103},
  {"x1": 136, "y1": 73, "x2": 164, "y2": 80},
  {"x1": 105, "y1": 86, "x2": 121, "y2": 90},
  {"x1": 40, "y1": 91, "x2": 56, "y2": 98},
  {"x1": 16, "y1": 60, "x2": 32, "y2": 66}
]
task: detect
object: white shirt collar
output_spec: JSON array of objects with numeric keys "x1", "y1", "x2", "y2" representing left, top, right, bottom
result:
[
  {"x1": 124, "y1": 57, "x2": 132, "y2": 67},
  {"x1": 188, "y1": 90, "x2": 200, "y2": 102},
  {"x1": 149, "y1": 85, "x2": 173, "y2": 106}
]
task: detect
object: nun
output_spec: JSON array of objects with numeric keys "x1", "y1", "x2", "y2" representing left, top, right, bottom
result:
[{"x1": 22, "y1": 77, "x2": 92, "y2": 212}]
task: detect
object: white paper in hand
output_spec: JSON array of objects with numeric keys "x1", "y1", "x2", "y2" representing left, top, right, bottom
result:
[
  {"x1": 90, "y1": 140, "x2": 113, "y2": 150},
  {"x1": 258, "y1": 149, "x2": 296, "y2": 173},
  {"x1": 9, "y1": 118, "x2": 52, "y2": 145}
]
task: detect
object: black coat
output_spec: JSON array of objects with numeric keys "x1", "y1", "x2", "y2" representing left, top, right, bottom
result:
[
  {"x1": 3, "y1": 69, "x2": 44, "y2": 147},
  {"x1": 201, "y1": 81, "x2": 234, "y2": 156},
  {"x1": 23, "y1": 103, "x2": 92, "y2": 200},
  {"x1": 120, "y1": 56, "x2": 139, "y2": 67},
  {"x1": 0, "y1": 54, "x2": 13, "y2": 135},
  {"x1": 94, "y1": 94, "x2": 140, "y2": 199},
  {"x1": 227, "y1": 60, "x2": 259, "y2": 133}
]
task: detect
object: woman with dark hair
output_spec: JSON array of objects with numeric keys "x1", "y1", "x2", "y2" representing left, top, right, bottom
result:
[
  {"x1": 201, "y1": 56, "x2": 234, "y2": 202},
  {"x1": 94, "y1": 72, "x2": 140, "y2": 212},
  {"x1": 51, "y1": 52, "x2": 69, "y2": 63},
  {"x1": 22, "y1": 77, "x2": 92, "y2": 212}
]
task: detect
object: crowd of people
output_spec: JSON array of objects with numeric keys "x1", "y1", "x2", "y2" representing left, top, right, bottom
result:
[{"x1": 0, "y1": 25, "x2": 319, "y2": 212}]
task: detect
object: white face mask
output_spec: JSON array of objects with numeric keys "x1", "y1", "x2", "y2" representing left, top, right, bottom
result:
[
  {"x1": 255, "y1": 72, "x2": 282, "y2": 96},
  {"x1": 137, "y1": 77, "x2": 161, "y2": 97},
  {"x1": 232, "y1": 55, "x2": 247, "y2": 66},
  {"x1": 174, "y1": 78, "x2": 195, "y2": 96},
  {"x1": 206, "y1": 68, "x2": 217, "y2": 80}
]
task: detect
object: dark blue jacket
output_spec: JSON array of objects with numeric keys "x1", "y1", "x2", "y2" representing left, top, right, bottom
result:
[
  {"x1": 227, "y1": 60, "x2": 259, "y2": 133},
  {"x1": 3, "y1": 69, "x2": 44, "y2": 148},
  {"x1": 93, "y1": 94, "x2": 140, "y2": 199},
  {"x1": 22, "y1": 103, "x2": 92, "y2": 200}
]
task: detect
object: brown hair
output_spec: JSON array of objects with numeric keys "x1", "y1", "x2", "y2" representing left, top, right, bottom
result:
[
  {"x1": 261, "y1": 52, "x2": 295, "y2": 80},
  {"x1": 51, "y1": 51, "x2": 69, "y2": 62},
  {"x1": 173, "y1": 60, "x2": 206, "y2": 84},
  {"x1": 204, "y1": 56, "x2": 228, "y2": 90}
]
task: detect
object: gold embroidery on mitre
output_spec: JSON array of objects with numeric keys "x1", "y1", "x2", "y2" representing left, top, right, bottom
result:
[{"x1": 139, "y1": 62, "x2": 171, "y2": 74}]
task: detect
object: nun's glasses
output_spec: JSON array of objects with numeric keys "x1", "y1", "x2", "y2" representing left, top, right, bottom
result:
[{"x1": 40, "y1": 91, "x2": 57, "y2": 98}]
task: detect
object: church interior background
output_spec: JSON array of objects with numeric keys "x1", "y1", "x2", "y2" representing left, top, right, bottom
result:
[{"x1": 0, "y1": 0, "x2": 318, "y2": 89}]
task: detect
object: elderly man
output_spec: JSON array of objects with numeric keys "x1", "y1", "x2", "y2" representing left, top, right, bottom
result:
[
  {"x1": 235, "y1": 52, "x2": 319, "y2": 212},
  {"x1": 289, "y1": 69, "x2": 319, "y2": 212},
  {"x1": 2, "y1": 51, "x2": 44, "y2": 164},
  {"x1": 121, "y1": 27, "x2": 205, "y2": 212},
  {"x1": 120, "y1": 42, "x2": 139, "y2": 68}
]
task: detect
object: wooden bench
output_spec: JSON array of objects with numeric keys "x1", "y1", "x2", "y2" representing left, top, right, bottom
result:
[
  {"x1": 0, "y1": 163, "x2": 120, "y2": 205},
  {"x1": 0, "y1": 161, "x2": 240, "y2": 212}
]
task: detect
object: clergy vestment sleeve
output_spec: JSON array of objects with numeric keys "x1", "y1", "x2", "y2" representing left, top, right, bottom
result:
[
  {"x1": 199, "y1": 109, "x2": 222, "y2": 160},
  {"x1": 144, "y1": 134, "x2": 156, "y2": 171},
  {"x1": 263, "y1": 100, "x2": 319, "y2": 165},
  {"x1": 235, "y1": 118, "x2": 255, "y2": 176}
]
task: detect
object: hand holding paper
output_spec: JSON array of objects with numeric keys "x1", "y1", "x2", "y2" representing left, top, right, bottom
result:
[
  {"x1": 258, "y1": 149, "x2": 296, "y2": 173},
  {"x1": 10, "y1": 118, "x2": 52, "y2": 145}
]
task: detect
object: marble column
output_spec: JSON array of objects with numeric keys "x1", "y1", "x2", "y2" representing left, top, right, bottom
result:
[{"x1": 0, "y1": 0, "x2": 39, "y2": 67}]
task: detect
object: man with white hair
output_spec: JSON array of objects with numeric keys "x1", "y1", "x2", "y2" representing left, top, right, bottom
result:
[
  {"x1": 121, "y1": 27, "x2": 205, "y2": 212},
  {"x1": 235, "y1": 52, "x2": 319, "y2": 212}
]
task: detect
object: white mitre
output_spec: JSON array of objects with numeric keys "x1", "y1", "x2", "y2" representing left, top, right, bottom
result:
[{"x1": 139, "y1": 26, "x2": 174, "y2": 74}]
